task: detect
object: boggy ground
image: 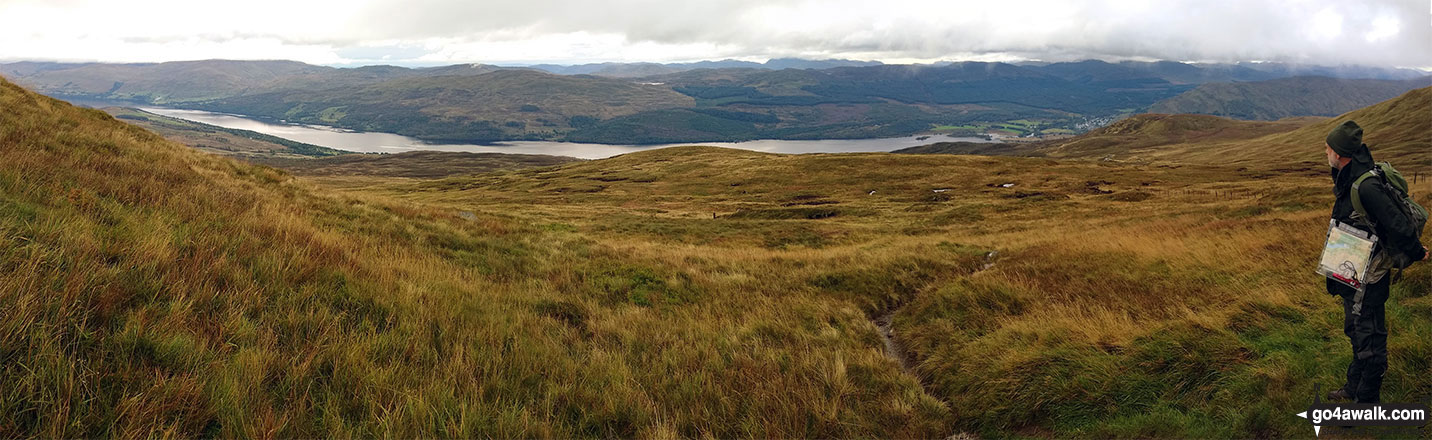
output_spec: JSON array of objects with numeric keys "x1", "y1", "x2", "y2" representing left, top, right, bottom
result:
[{"x1": 317, "y1": 145, "x2": 1432, "y2": 438}]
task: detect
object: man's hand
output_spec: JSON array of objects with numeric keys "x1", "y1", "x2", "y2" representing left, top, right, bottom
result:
[{"x1": 1424, "y1": 246, "x2": 1429, "y2": 261}]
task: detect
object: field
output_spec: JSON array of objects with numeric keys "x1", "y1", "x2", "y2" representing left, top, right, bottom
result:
[
  {"x1": 2, "y1": 77, "x2": 1430, "y2": 438},
  {"x1": 929, "y1": 118, "x2": 1085, "y2": 138}
]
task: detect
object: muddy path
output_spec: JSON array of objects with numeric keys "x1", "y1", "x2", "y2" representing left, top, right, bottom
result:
[
  {"x1": 873, "y1": 250, "x2": 997, "y2": 374},
  {"x1": 869, "y1": 250, "x2": 998, "y2": 437}
]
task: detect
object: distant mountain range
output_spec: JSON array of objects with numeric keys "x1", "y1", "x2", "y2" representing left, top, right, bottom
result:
[
  {"x1": 1, "y1": 58, "x2": 1426, "y2": 144},
  {"x1": 189, "y1": 69, "x2": 696, "y2": 142},
  {"x1": 524, "y1": 58, "x2": 884, "y2": 77},
  {"x1": 1149, "y1": 76, "x2": 1432, "y2": 120},
  {"x1": 525, "y1": 58, "x2": 1430, "y2": 81},
  {"x1": 0, "y1": 60, "x2": 516, "y2": 103}
]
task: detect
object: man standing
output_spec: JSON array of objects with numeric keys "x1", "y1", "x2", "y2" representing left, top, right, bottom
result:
[{"x1": 1322, "y1": 120, "x2": 1428, "y2": 404}]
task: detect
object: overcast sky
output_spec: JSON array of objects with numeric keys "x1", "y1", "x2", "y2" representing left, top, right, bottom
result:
[{"x1": 0, "y1": 0, "x2": 1426, "y2": 68}]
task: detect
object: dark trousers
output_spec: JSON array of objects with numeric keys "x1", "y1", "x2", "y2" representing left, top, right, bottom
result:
[{"x1": 1341, "y1": 276, "x2": 1390, "y2": 403}]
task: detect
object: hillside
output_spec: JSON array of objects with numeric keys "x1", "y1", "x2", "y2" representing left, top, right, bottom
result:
[
  {"x1": 1088, "y1": 86, "x2": 1432, "y2": 170},
  {"x1": 572, "y1": 62, "x2": 1196, "y2": 143},
  {"x1": 1150, "y1": 76, "x2": 1432, "y2": 120},
  {"x1": 527, "y1": 58, "x2": 884, "y2": 77},
  {"x1": 355, "y1": 143, "x2": 1431, "y2": 438},
  {"x1": 896, "y1": 113, "x2": 1314, "y2": 159},
  {"x1": 903, "y1": 86, "x2": 1432, "y2": 172},
  {"x1": 190, "y1": 69, "x2": 695, "y2": 143},
  {"x1": 1186, "y1": 85, "x2": 1432, "y2": 168},
  {"x1": 1034, "y1": 113, "x2": 1316, "y2": 159},
  {"x1": 0, "y1": 77, "x2": 593, "y2": 437},
  {"x1": 0, "y1": 75, "x2": 960, "y2": 438},
  {"x1": 648, "y1": 61, "x2": 1190, "y2": 113},
  {"x1": 529, "y1": 58, "x2": 1426, "y2": 83}
]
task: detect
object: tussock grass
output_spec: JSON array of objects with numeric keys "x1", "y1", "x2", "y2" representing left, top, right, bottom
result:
[
  {"x1": 356, "y1": 141, "x2": 1429, "y2": 438},
  {"x1": 0, "y1": 79, "x2": 950, "y2": 438}
]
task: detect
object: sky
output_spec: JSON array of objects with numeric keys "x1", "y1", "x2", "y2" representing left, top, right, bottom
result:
[{"x1": 0, "y1": 0, "x2": 1427, "y2": 69}]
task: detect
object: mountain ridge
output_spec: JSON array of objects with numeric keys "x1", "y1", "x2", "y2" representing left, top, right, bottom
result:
[
  {"x1": 5, "y1": 58, "x2": 1426, "y2": 145},
  {"x1": 1149, "y1": 75, "x2": 1432, "y2": 120}
]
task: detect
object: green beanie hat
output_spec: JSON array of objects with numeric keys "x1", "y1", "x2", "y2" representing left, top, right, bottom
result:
[{"x1": 1326, "y1": 120, "x2": 1363, "y2": 157}]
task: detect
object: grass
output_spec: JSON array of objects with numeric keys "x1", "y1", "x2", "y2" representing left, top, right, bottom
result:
[
  {"x1": 933, "y1": 124, "x2": 980, "y2": 131},
  {"x1": 3, "y1": 76, "x2": 1431, "y2": 438},
  {"x1": 0, "y1": 78, "x2": 953, "y2": 438},
  {"x1": 245, "y1": 150, "x2": 582, "y2": 179},
  {"x1": 932, "y1": 118, "x2": 1079, "y2": 138},
  {"x1": 343, "y1": 144, "x2": 1431, "y2": 438},
  {"x1": 1067, "y1": 87, "x2": 1432, "y2": 171}
]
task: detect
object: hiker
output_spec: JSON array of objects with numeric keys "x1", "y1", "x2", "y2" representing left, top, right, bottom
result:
[{"x1": 1322, "y1": 120, "x2": 1428, "y2": 404}]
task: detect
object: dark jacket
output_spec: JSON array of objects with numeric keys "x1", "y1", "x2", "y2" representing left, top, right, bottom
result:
[{"x1": 1326, "y1": 147, "x2": 1428, "y2": 295}]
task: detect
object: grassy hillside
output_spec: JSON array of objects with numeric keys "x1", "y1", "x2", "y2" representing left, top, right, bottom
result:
[
  {"x1": 1130, "y1": 86, "x2": 1432, "y2": 170},
  {"x1": 0, "y1": 75, "x2": 951, "y2": 439},
  {"x1": 1034, "y1": 113, "x2": 1315, "y2": 159},
  {"x1": 1150, "y1": 76, "x2": 1431, "y2": 120},
  {"x1": 341, "y1": 143, "x2": 1431, "y2": 438},
  {"x1": 103, "y1": 107, "x2": 344, "y2": 158},
  {"x1": 897, "y1": 113, "x2": 1315, "y2": 159},
  {"x1": 3, "y1": 75, "x2": 1430, "y2": 439},
  {"x1": 906, "y1": 86, "x2": 1432, "y2": 173}
]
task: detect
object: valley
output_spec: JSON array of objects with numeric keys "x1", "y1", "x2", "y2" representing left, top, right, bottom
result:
[
  {"x1": 7, "y1": 59, "x2": 1425, "y2": 146},
  {"x1": 2, "y1": 74, "x2": 1428, "y2": 437}
]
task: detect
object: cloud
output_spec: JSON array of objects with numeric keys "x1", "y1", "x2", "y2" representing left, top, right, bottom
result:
[{"x1": 0, "y1": 0, "x2": 1426, "y2": 68}]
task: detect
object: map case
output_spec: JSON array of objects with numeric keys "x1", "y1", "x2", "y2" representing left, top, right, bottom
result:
[{"x1": 1318, "y1": 219, "x2": 1378, "y2": 291}]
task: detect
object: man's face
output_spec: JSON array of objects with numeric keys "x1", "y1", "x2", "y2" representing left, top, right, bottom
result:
[{"x1": 1326, "y1": 144, "x2": 1342, "y2": 169}]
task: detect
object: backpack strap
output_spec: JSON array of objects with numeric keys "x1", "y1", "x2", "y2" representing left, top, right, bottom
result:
[
  {"x1": 1349, "y1": 166, "x2": 1411, "y2": 284},
  {"x1": 1350, "y1": 168, "x2": 1381, "y2": 228}
]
